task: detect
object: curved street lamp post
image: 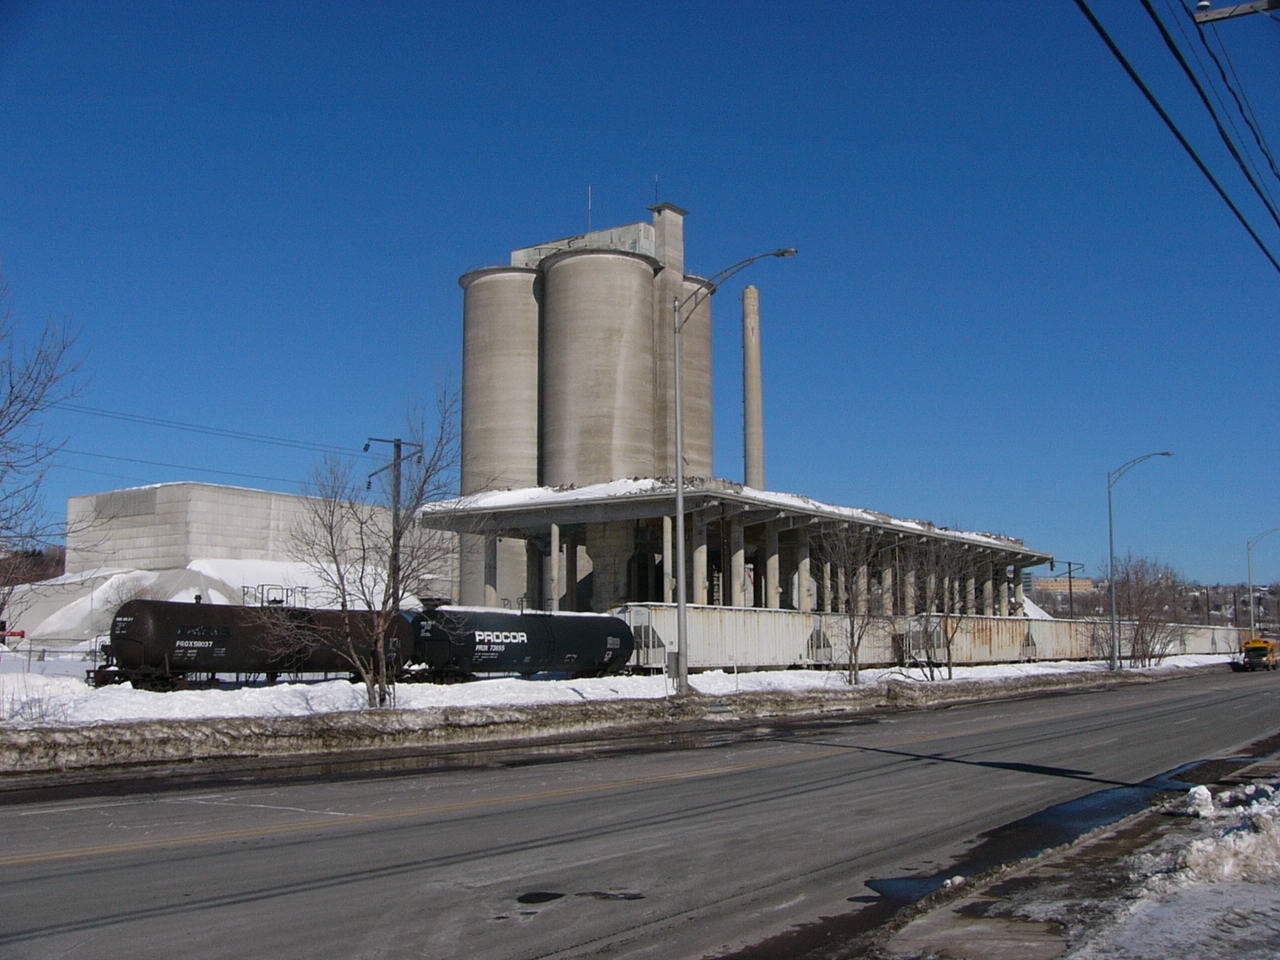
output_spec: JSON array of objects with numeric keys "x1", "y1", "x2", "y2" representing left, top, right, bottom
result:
[
  {"x1": 673, "y1": 248, "x2": 797, "y2": 695},
  {"x1": 1247, "y1": 528, "x2": 1280, "y2": 639},
  {"x1": 1107, "y1": 451, "x2": 1173, "y2": 671}
]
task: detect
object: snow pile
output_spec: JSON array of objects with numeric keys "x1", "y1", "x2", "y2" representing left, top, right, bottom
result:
[
  {"x1": 1066, "y1": 784, "x2": 1280, "y2": 960},
  {"x1": 1158, "y1": 785, "x2": 1280, "y2": 887},
  {"x1": 0, "y1": 654, "x2": 1234, "y2": 726},
  {"x1": 1184, "y1": 784, "x2": 1217, "y2": 818}
]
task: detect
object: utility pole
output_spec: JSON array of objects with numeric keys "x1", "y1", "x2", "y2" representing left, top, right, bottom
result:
[
  {"x1": 1193, "y1": 1, "x2": 1280, "y2": 24},
  {"x1": 366, "y1": 436, "x2": 423, "y2": 606}
]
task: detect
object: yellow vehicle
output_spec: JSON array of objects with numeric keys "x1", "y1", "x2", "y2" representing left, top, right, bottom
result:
[{"x1": 1237, "y1": 633, "x2": 1278, "y2": 672}]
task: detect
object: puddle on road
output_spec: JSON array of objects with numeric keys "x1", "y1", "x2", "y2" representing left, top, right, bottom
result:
[
  {"x1": 715, "y1": 760, "x2": 1209, "y2": 960},
  {"x1": 517, "y1": 891, "x2": 564, "y2": 905}
]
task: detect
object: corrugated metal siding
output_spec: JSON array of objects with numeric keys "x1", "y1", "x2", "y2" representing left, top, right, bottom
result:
[{"x1": 620, "y1": 604, "x2": 1249, "y2": 670}]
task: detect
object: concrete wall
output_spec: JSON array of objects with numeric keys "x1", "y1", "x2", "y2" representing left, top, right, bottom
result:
[{"x1": 66, "y1": 483, "x2": 311, "y2": 574}]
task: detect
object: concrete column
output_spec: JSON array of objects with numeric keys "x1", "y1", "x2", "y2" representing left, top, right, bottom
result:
[
  {"x1": 693, "y1": 513, "x2": 708, "y2": 605},
  {"x1": 484, "y1": 534, "x2": 498, "y2": 607},
  {"x1": 965, "y1": 570, "x2": 977, "y2": 615},
  {"x1": 856, "y1": 563, "x2": 869, "y2": 617},
  {"x1": 586, "y1": 522, "x2": 633, "y2": 612},
  {"x1": 821, "y1": 559, "x2": 833, "y2": 613},
  {"x1": 549, "y1": 523, "x2": 560, "y2": 611},
  {"x1": 1014, "y1": 567, "x2": 1025, "y2": 613},
  {"x1": 881, "y1": 564, "x2": 894, "y2": 616},
  {"x1": 925, "y1": 571, "x2": 937, "y2": 614},
  {"x1": 765, "y1": 522, "x2": 781, "y2": 609},
  {"x1": 729, "y1": 517, "x2": 746, "y2": 607},
  {"x1": 902, "y1": 563, "x2": 916, "y2": 616},
  {"x1": 836, "y1": 564, "x2": 848, "y2": 614},
  {"x1": 982, "y1": 564, "x2": 994, "y2": 616},
  {"x1": 525, "y1": 539, "x2": 541, "y2": 610},
  {"x1": 998, "y1": 566, "x2": 1009, "y2": 617},
  {"x1": 662, "y1": 515, "x2": 673, "y2": 603},
  {"x1": 797, "y1": 528, "x2": 812, "y2": 613},
  {"x1": 458, "y1": 532, "x2": 485, "y2": 606},
  {"x1": 565, "y1": 537, "x2": 579, "y2": 611}
]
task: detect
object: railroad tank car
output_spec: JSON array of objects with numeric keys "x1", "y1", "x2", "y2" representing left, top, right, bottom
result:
[
  {"x1": 98, "y1": 599, "x2": 417, "y2": 689},
  {"x1": 94, "y1": 599, "x2": 635, "y2": 688},
  {"x1": 412, "y1": 606, "x2": 634, "y2": 679}
]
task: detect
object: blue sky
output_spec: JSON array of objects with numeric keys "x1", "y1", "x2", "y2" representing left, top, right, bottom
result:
[{"x1": 2, "y1": 1, "x2": 1278, "y2": 584}]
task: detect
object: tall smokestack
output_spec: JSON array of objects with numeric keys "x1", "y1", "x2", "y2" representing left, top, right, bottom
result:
[{"x1": 742, "y1": 284, "x2": 765, "y2": 489}]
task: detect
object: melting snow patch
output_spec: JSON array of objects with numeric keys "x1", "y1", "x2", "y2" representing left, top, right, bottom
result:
[{"x1": 1067, "y1": 783, "x2": 1280, "y2": 959}]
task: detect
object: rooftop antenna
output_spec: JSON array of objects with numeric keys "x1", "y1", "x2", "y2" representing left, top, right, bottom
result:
[
  {"x1": 653, "y1": 174, "x2": 659, "y2": 205},
  {"x1": 587, "y1": 184, "x2": 592, "y2": 233}
]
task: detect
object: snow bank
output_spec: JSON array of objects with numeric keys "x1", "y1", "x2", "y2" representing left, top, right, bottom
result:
[
  {"x1": 1158, "y1": 784, "x2": 1280, "y2": 887},
  {"x1": 1067, "y1": 784, "x2": 1280, "y2": 960},
  {"x1": 0, "y1": 655, "x2": 1234, "y2": 727}
]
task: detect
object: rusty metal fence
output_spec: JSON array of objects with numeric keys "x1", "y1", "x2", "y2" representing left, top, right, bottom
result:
[{"x1": 621, "y1": 603, "x2": 1246, "y2": 672}]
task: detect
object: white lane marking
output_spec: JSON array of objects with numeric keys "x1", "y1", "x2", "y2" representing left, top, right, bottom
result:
[
  {"x1": 163, "y1": 796, "x2": 359, "y2": 817},
  {"x1": 14, "y1": 797, "x2": 175, "y2": 817}
]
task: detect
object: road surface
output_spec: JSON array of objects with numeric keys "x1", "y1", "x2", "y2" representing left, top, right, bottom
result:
[{"x1": 2, "y1": 670, "x2": 1276, "y2": 959}]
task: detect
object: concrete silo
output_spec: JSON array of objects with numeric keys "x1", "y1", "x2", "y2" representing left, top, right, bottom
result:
[
  {"x1": 458, "y1": 266, "x2": 541, "y2": 605},
  {"x1": 458, "y1": 266, "x2": 541, "y2": 493},
  {"x1": 680, "y1": 276, "x2": 714, "y2": 478},
  {"x1": 539, "y1": 248, "x2": 659, "y2": 487}
]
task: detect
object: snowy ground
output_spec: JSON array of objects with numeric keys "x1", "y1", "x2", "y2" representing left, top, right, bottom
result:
[
  {"x1": 1063, "y1": 783, "x2": 1280, "y2": 959},
  {"x1": 0, "y1": 649, "x2": 1236, "y2": 726}
]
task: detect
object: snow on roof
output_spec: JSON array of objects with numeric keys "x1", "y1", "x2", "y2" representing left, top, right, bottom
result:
[
  {"x1": 1022, "y1": 596, "x2": 1054, "y2": 619},
  {"x1": 433, "y1": 477, "x2": 1042, "y2": 555},
  {"x1": 69, "y1": 480, "x2": 313, "y2": 500}
]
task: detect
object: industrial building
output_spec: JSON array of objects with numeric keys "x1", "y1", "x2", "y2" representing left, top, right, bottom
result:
[
  {"x1": 13, "y1": 204, "x2": 1249, "y2": 669},
  {"x1": 438, "y1": 203, "x2": 1053, "y2": 628}
]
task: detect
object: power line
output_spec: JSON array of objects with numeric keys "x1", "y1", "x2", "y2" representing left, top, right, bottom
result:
[
  {"x1": 1199, "y1": 15, "x2": 1280, "y2": 184},
  {"x1": 1072, "y1": 0, "x2": 1280, "y2": 273},
  {"x1": 52, "y1": 402, "x2": 372, "y2": 459},
  {"x1": 1140, "y1": 0, "x2": 1280, "y2": 232},
  {"x1": 1165, "y1": 0, "x2": 1280, "y2": 209},
  {"x1": 58, "y1": 448, "x2": 306, "y2": 486}
]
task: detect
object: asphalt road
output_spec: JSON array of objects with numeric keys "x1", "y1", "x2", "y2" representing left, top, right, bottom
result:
[{"x1": 2, "y1": 670, "x2": 1278, "y2": 960}]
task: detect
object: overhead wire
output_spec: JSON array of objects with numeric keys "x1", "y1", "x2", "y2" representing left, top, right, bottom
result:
[
  {"x1": 1138, "y1": 0, "x2": 1280, "y2": 232},
  {"x1": 1071, "y1": 0, "x2": 1280, "y2": 274},
  {"x1": 51, "y1": 402, "x2": 373, "y2": 459},
  {"x1": 57, "y1": 448, "x2": 307, "y2": 486},
  {"x1": 1164, "y1": 0, "x2": 1279, "y2": 209},
  {"x1": 1198, "y1": 14, "x2": 1280, "y2": 185}
]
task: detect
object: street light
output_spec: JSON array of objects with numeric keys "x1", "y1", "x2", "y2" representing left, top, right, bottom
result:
[
  {"x1": 672, "y1": 247, "x2": 797, "y2": 695},
  {"x1": 1246, "y1": 528, "x2": 1280, "y2": 639},
  {"x1": 1107, "y1": 451, "x2": 1173, "y2": 671}
]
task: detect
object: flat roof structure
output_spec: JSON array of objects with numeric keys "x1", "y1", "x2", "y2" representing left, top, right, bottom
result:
[{"x1": 423, "y1": 477, "x2": 1050, "y2": 615}]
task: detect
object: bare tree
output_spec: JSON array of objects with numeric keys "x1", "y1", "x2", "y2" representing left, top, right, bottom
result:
[
  {"x1": 282, "y1": 394, "x2": 459, "y2": 707},
  {"x1": 0, "y1": 283, "x2": 77, "y2": 631},
  {"x1": 1111, "y1": 554, "x2": 1184, "y2": 667},
  {"x1": 817, "y1": 524, "x2": 895, "y2": 684},
  {"x1": 908, "y1": 539, "x2": 976, "y2": 680}
]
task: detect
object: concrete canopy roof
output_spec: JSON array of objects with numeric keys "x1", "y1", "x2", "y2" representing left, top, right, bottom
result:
[{"x1": 422, "y1": 477, "x2": 1052, "y2": 568}]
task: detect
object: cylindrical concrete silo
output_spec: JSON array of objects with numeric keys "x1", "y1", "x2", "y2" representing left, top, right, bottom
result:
[
  {"x1": 680, "y1": 276, "x2": 714, "y2": 478},
  {"x1": 458, "y1": 266, "x2": 540, "y2": 606},
  {"x1": 540, "y1": 249, "x2": 659, "y2": 487},
  {"x1": 459, "y1": 266, "x2": 541, "y2": 494}
]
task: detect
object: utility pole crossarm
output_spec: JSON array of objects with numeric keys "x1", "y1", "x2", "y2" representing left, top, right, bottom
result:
[{"x1": 1194, "y1": 1, "x2": 1280, "y2": 23}]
